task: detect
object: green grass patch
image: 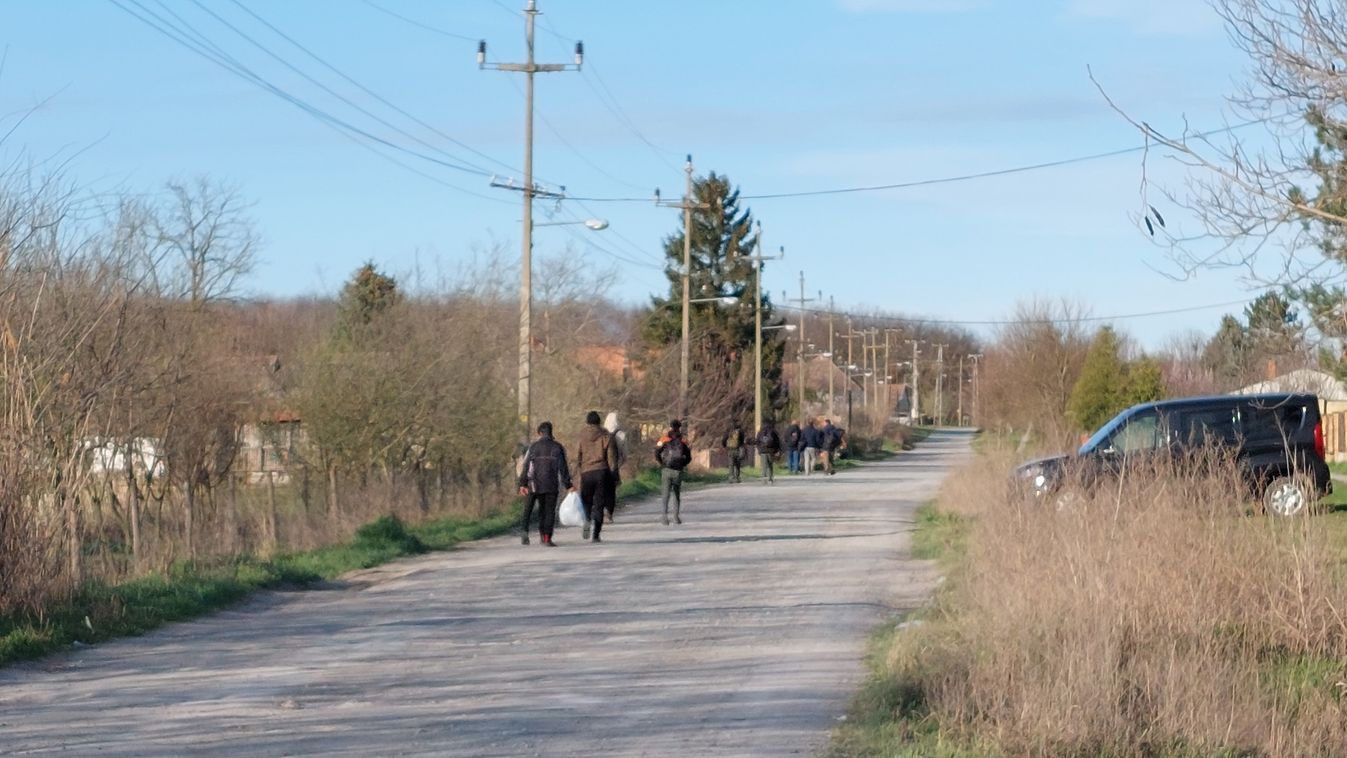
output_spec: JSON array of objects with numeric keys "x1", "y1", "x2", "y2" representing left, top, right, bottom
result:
[
  {"x1": 0, "y1": 507, "x2": 520, "y2": 668},
  {"x1": 828, "y1": 620, "x2": 984, "y2": 758},
  {"x1": 910, "y1": 504, "x2": 969, "y2": 564}
]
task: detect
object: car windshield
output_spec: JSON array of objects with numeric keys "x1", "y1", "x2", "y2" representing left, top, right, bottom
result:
[{"x1": 1079, "y1": 411, "x2": 1130, "y2": 454}]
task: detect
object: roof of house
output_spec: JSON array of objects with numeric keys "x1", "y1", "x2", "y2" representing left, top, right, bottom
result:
[{"x1": 1236, "y1": 369, "x2": 1347, "y2": 401}]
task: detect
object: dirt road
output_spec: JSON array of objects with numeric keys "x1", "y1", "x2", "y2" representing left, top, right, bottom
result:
[{"x1": 0, "y1": 431, "x2": 972, "y2": 756}]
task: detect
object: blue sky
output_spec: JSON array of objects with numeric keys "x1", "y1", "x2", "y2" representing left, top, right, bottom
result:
[{"x1": 2, "y1": 0, "x2": 1267, "y2": 346}]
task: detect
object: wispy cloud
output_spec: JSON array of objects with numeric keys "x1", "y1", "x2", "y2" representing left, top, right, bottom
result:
[{"x1": 837, "y1": 0, "x2": 985, "y2": 13}]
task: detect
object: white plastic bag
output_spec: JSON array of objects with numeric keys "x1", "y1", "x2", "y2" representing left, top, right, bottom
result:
[{"x1": 558, "y1": 491, "x2": 585, "y2": 527}]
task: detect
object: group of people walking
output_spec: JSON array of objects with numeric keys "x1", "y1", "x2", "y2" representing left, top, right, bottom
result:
[
  {"x1": 517, "y1": 411, "x2": 624, "y2": 547},
  {"x1": 517, "y1": 413, "x2": 843, "y2": 545},
  {"x1": 722, "y1": 417, "x2": 845, "y2": 484},
  {"x1": 517, "y1": 413, "x2": 695, "y2": 546}
]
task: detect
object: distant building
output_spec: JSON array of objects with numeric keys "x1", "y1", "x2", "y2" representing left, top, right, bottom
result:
[{"x1": 1234, "y1": 368, "x2": 1347, "y2": 416}]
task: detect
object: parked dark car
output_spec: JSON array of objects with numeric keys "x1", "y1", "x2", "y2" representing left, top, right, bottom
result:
[{"x1": 1015, "y1": 393, "x2": 1332, "y2": 516}]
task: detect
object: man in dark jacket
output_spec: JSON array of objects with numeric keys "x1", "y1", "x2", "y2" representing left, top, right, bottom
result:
[
  {"x1": 801, "y1": 418, "x2": 823, "y2": 476},
  {"x1": 655, "y1": 420, "x2": 692, "y2": 525},
  {"x1": 756, "y1": 421, "x2": 781, "y2": 484},
  {"x1": 821, "y1": 419, "x2": 840, "y2": 475},
  {"x1": 517, "y1": 421, "x2": 574, "y2": 546},
  {"x1": 784, "y1": 420, "x2": 802, "y2": 475},
  {"x1": 722, "y1": 421, "x2": 746, "y2": 484},
  {"x1": 574, "y1": 410, "x2": 621, "y2": 543}
]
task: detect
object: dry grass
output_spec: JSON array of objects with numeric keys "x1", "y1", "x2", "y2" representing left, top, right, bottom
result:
[{"x1": 887, "y1": 449, "x2": 1347, "y2": 756}]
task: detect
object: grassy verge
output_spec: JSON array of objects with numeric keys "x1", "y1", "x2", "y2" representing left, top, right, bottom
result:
[
  {"x1": 830, "y1": 502, "x2": 974, "y2": 757},
  {"x1": 0, "y1": 507, "x2": 519, "y2": 667},
  {"x1": 0, "y1": 463, "x2": 744, "y2": 668}
]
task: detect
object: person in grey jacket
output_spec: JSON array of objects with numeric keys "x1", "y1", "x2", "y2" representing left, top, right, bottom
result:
[{"x1": 517, "y1": 421, "x2": 574, "y2": 546}]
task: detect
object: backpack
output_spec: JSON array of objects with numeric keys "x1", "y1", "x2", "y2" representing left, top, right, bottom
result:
[
  {"x1": 660, "y1": 437, "x2": 691, "y2": 470},
  {"x1": 759, "y1": 430, "x2": 780, "y2": 452},
  {"x1": 725, "y1": 430, "x2": 741, "y2": 449}
]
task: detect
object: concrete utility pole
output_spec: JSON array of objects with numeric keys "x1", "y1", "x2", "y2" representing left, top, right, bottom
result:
[
  {"x1": 908, "y1": 340, "x2": 920, "y2": 424},
  {"x1": 970, "y1": 353, "x2": 984, "y2": 427},
  {"x1": 866, "y1": 330, "x2": 883, "y2": 418},
  {"x1": 934, "y1": 343, "x2": 947, "y2": 426},
  {"x1": 785, "y1": 273, "x2": 815, "y2": 419},
  {"x1": 883, "y1": 330, "x2": 893, "y2": 421},
  {"x1": 479, "y1": 3, "x2": 582, "y2": 436},
  {"x1": 956, "y1": 354, "x2": 965, "y2": 427},
  {"x1": 827, "y1": 296, "x2": 836, "y2": 418},
  {"x1": 746, "y1": 223, "x2": 783, "y2": 438},
  {"x1": 655, "y1": 156, "x2": 706, "y2": 421}
]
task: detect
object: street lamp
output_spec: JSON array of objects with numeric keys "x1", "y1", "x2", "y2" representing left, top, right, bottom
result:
[{"x1": 533, "y1": 217, "x2": 610, "y2": 230}]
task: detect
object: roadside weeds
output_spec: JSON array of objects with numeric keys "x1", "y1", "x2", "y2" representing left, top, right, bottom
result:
[{"x1": 0, "y1": 462, "x2": 757, "y2": 669}]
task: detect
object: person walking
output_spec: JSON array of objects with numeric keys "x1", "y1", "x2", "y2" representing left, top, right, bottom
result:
[
  {"x1": 756, "y1": 420, "x2": 782, "y2": 484},
  {"x1": 575, "y1": 410, "x2": 620, "y2": 543},
  {"x1": 655, "y1": 420, "x2": 692, "y2": 525},
  {"x1": 603, "y1": 412, "x2": 627, "y2": 523},
  {"x1": 784, "y1": 420, "x2": 802, "y2": 475},
  {"x1": 801, "y1": 418, "x2": 822, "y2": 476},
  {"x1": 821, "y1": 418, "x2": 840, "y2": 475},
  {"x1": 517, "y1": 421, "x2": 574, "y2": 546},
  {"x1": 722, "y1": 421, "x2": 746, "y2": 484}
]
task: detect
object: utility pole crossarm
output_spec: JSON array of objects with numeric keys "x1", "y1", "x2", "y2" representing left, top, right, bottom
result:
[{"x1": 478, "y1": 0, "x2": 583, "y2": 437}]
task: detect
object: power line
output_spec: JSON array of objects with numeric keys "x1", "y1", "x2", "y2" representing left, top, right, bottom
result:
[
  {"x1": 359, "y1": 0, "x2": 480, "y2": 42},
  {"x1": 532, "y1": 13, "x2": 683, "y2": 173},
  {"x1": 188, "y1": 0, "x2": 495, "y2": 176},
  {"x1": 565, "y1": 117, "x2": 1276, "y2": 203},
  {"x1": 227, "y1": 0, "x2": 524, "y2": 178},
  {"x1": 774, "y1": 297, "x2": 1258, "y2": 328},
  {"x1": 107, "y1": 0, "x2": 509, "y2": 202}
]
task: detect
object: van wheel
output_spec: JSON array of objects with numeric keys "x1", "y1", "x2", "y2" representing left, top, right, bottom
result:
[{"x1": 1263, "y1": 476, "x2": 1313, "y2": 517}]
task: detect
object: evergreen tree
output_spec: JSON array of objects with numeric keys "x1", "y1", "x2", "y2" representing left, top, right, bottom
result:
[
  {"x1": 1201, "y1": 314, "x2": 1248, "y2": 389},
  {"x1": 1068, "y1": 326, "x2": 1124, "y2": 432},
  {"x1": 1121, "y1": 357, "x2": 1165, "y2": 407},
  {"x1": 641, "y1": 172, "x2": 784, "y2": 427},
  {"x1": 336, "y1": 262, "x2": 399, "y2": 344},
  {"x1": 1244, "y1": 291, "x2": 1303, "y2": 361}
]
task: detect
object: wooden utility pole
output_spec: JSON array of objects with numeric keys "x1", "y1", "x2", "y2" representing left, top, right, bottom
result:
[
  {"x1": 479, "y1": 3, "x2": 582, "y2": 435},
  {"x1": 655, "y1": 156, "x2": 707, "y2": 421},
  {"x1": 827, "y1": 296, "x2": 836, "y2": 418},
  {"x1": 785, "y1": 273, "x2": 816, "y2": 418}
]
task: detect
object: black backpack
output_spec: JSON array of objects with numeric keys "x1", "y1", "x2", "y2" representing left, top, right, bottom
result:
[
  {"x1": 759, "y1": 430, "x2": 780, "y2": 452},
  {"x1": 660, "y1": 437, "x2": 691, "y2": 470}
]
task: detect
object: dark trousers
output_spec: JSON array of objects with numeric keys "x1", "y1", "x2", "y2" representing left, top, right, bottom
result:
[
  {"x1": 603, "y1": 471, "x2": 618, "y2": 520},
  {"x1": 521, "y1": 491, "x2": 558, "y2": 538},
  {"x1": 761, "y1": 453, "x2": 775, "y2": 481},
  {"x1": 580, "y1": 470, "x2": 612, "y2": 538},
  {"x1": 728, "y1": 449, "x2": 743, "y2": 482}
]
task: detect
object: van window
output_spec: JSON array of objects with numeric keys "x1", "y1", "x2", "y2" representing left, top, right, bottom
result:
[
  {"x1": 1179, "y1": 407, "x2": 1239, "y2": 447},
  {"x1": 1107, "y1": 411, "x2": 1165, "y2": 453},
  {"x1": 1242, "y1": 402, "x2": 1307, "y2": 440}
]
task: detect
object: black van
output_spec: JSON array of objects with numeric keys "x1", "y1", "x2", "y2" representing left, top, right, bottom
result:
[{"x1": 1015, "y1": 393, "x2": 1332, "y2": 516}]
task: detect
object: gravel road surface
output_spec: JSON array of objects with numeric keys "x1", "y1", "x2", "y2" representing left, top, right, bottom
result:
[{"x1": 0, "y1": 430, "x2": 972, "y2": 756}]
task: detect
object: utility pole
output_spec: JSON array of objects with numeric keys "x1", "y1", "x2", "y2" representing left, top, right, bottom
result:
[
  {"x1": 934, "y1": 343, "x2": 947, "y2": 426},
  {"x1": 908, "y1": 340, "x2": 920, "y2": 424},
  {"x1": 970, "y1": 353, "x2": 984, "y2": 428},
  {"x1": 827, "y1": 296, "x2": 836, "y2": 418},
  {"x1": 866, "y1": 330, "x2": 883, "y2": 420},
  {"x1": 655, "y1": 156, "x2": 706, "y2": 421},
  {"x1": 883, "y1": 330, "x2": 894, "y2": 421},
  {"x1": 479, "y1": 3, "x2": 582, "y2": 436},
  {"x1": 747, "y1": 223, "x2": 783, "y2": 439},
  {"x1": 956, "y1": 354, "x2": 965, "y2": 427},
  {"x1": 785, "y1": 273, "x2": 815, "y2": 419}
]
